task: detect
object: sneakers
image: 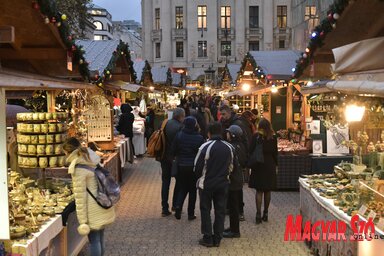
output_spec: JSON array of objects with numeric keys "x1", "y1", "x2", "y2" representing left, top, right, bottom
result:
[{"x1": 223, "y1": 231, "x2": 241, "y2": 238}]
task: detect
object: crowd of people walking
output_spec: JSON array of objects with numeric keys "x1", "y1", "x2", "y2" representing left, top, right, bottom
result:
[{"x1": 156, "y1": 94, "x2": 278, "y2": 248}]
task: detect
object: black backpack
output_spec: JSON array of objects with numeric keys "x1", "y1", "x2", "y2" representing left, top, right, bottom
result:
[
  {"x1": 76, "y1": 164, "x2": 120, "y2": 209},
  {"x1": 232, "y1": 140, "x2": 248, "y2": 168}
]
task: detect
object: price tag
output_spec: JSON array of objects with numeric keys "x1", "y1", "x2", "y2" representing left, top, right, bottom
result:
[
  {"x1": 377, "y1": 218, "x2": 384, "y2": 231},
  {"x1": 358, "y1": 205, "x2": 368, "y2": 216},
  {"x1": 367, "y1": 210, "x2": 377, "y2": 221}
]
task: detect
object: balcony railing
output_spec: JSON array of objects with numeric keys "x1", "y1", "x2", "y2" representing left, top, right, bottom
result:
[
  {"x1": 273, "y1": 27, "x2": 292, "y2": 36},
  {"x1": 245, "y1": 27, "x2": 263, "y2": 39},
  {"x1": 218, "y1": 28, "x2": 235, "y2": 39},
  {"x1": 172, "y1": 28, "x2": 187, "y2": 40},
  {"x1": 151, "y1": 29, "x2": 162, "y2": 41}
]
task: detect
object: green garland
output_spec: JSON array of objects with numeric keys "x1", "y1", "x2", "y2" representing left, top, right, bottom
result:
[
  {"x1": 238, "y1": 52, "x2": 266, "y2": 81},
  {"x1": 32, "y1": 1, "x2": 137, "y2": 86},
  {"x1": 34, "y1": 0, "x2": 90, "y2": 80},
  {"x1": 166, "y1": 68, "x2": 172, "y2": 87},
  {"x1": 292, "y1": 0, "x2": 384, "y2": 79},
  {"x1": 140, "y1": 60, "x2": 153, "y2": 86},
  {"x1": 93, "y1": 40, "x2": 137, "y2": 87}
]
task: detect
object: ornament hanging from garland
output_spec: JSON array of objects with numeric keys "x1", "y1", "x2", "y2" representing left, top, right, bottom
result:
[{"x1": 292, "y1": 0, "x2": 353, "y2": 79}]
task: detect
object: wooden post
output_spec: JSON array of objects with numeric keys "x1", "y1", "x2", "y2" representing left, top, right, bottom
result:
[
  {"x1": 0, "y1": 88, "x2": 10, "y2": 239},
  {"x1": 47, "y1": 91, "x2": 56, "y2": 112},
  {"x1": 286, "y1": 84, "x2": 293, "y2": 128}
]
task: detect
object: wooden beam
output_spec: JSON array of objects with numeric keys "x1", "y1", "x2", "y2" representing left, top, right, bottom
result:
[
  {"x1": 0, "y1": 48, "x2": 66, "y2": 60},
  {"x1": 47, "y1": 24, "x2": 67, "y2": 49},
  {"x1": 314, "y1": 51, "x2": 335, "y2": 63}
]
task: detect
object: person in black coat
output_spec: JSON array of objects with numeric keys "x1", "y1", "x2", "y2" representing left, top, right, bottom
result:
[
  {"x1": 223, "y1": 125, "x2": 245, "y2": 238},
  {"x1": 172, "y1": 116, "x2": 205, "y2": 220},
  {"x1": 117, "y1": 103, "x2": 135, "y2": 155},
  {"x1": 248, "y1": 118, "x2": 278, "y2": 224}
]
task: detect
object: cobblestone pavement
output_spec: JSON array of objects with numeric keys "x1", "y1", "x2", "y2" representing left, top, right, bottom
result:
[{"x1": 88, "y1": 157, "x2": 311, "y2": 256}]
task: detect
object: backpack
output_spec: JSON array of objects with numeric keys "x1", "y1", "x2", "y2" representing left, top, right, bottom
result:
[
  {"x1": 147, "y1": 119, "x2": 168, "y2": 160},
  {"x1": 76, "y1": 164, "x2": 120, "y2": 209},
  {"x1": 232, "y1": 140, "x2": 248, "y2": 168}
]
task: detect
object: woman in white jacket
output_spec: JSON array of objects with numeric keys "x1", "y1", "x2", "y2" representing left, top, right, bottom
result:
[{"x1": 63, "y1": 137, "x2": 116, "y2": 256}]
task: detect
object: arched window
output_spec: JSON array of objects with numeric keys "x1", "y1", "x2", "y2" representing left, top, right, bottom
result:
[{"x1": 93, "y1": 21, "x2": 103, "y2": 30}]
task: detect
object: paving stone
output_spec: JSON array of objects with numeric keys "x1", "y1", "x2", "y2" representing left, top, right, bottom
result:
[{"x1": 78, "y1": 157, "x2": 311, "y2": 256}]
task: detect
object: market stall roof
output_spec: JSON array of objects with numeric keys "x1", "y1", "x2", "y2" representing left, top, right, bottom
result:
[
  {"x1": 152, "y1": 67, "x2": 168, "y2": 84},
  {"x1": 225, "y1": 84, "x2": 272, "y2": 98},
  {"x1": 292, "y1": 0, "x2": 384, "y2": 79},
  {"x1": 0, "y1": 68, "x2": 94, "y2": 90},
  {"x1": 133, "y1": 60, "x2": 145, "y2": 82},
  {"x1": 109, "y1": 81, "x2": 150, "y2": 92},
  {"x1": 76, "y1": 40, "x2": 120, "y2": 75},
  {"x1": 227, "y1": 64, "x2": 241, "y2": 84},
  {"x1": 0, "y1": 0, "x2": 89, "y2": 79},
  {"x1": 302, "y1": 37, "x2": 384, "y2": 97},
  {"x1": 248, "y1": 50, "x2": 301, "y2": 80}
]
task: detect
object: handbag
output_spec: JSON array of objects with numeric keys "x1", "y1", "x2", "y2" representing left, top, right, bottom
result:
[
  {"x1": 247, "y1": 140, "x2": 264, "y2": 168},
  {"x1": 171, "y1": 158, "x2": 179, "y2": 177}
]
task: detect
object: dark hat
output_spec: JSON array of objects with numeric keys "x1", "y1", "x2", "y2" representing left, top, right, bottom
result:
[
  {"x1": 183, "y1": 116, "x2": 197, "y2": 129},
  {"x1": 226, "y1": 125, "x2": 243, "y2": 138}
]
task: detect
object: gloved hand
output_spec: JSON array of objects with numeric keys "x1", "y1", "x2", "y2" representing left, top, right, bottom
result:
[{"x1": 78, "y1": 224, "x2": 90, "y2": 236}]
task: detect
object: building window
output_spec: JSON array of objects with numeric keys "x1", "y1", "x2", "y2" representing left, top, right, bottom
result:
[
  {"x1": 155, "y1": 8, "x2": 160, "y2": 30},
  {"x1": 277, "y1": 6, "x2": 287, "y2": 28},
  {"x1": 249, "y1": 41, "x2": 259, "y2": 51},
  {"x1": 176, "y1": 6, "x2": 183, "y2": 29},
  {"x1": 279, "y1": 40, "x2": 285, "y2": 49},
  {"x1": 220, "y1": 6, "x2": 231, "y2": 29},
  {"x1": 176, "y1": 42, "x2": 183, "y2": 58},
  {"x1": 249, "y1": 6, "x2": 259, "y2": 28},
  {"x1": 305, "y1": 6, "x2": 319, "y2": 29},
  {"x1": 93, "y1": 21, "x2": 103, "y2": 30},
  {"x1": 155, "y1": 43, "x2": 161, "y2": 58},
  {"x1": 198, "y1": 41, "x2": 207, "y2": 57},
  {"x1": 221, "y1": 41, "x2": 231, "y2": 56},
  {"x1": 94, "y1": 35, "x2": 103, "y2": 40},
  {"x1": 198, "y1": 5, "x2": 207, "y2": 30}
]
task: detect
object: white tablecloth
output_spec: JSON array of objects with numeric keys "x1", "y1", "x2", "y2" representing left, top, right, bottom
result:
[{"x1": 11, "y1": 215, "x2": 63, "y2": 256}]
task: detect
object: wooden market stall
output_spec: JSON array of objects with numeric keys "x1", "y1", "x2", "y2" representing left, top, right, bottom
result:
[
  {"x1": 292, "y1": 1, "x2": 384, "y2": 255},
  {"x1": 0, "y1": 1, "x2": 113, "y2": 255}
]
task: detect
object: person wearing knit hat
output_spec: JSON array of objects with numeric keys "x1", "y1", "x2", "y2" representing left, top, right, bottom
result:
[
  {"x1": 172, "y1": 116, "x2": 205, "y2": 220},
  {"x1": 183, "y1": 116, "x2": 198, "y2": 130}
]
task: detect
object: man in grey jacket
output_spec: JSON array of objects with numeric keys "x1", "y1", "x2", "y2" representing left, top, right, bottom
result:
[{"x1": 160, "y1": 108, "x2": 185, "y2": 216}]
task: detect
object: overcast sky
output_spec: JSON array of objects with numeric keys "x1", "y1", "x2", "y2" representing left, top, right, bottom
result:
[{"x1": 93, "y1": 0, "x2": 141, "y2": 23}]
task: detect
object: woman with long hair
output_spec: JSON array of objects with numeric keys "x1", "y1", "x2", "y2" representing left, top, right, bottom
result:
[
  {"x1": 63, "y1": 137, "x2": 115, "y2": 256},
  {"x1": 248, "y1": 118, "x2": 278, "y2": 224}
]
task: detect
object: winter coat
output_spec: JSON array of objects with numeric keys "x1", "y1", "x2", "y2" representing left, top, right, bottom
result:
[
  {"x1": 221, "y1": 112, "x2": 252, "y2": 149},
  {"x1": 163, "y1": 118, "x2": 184, "y2": 162},
  {"x1": 228, "y1": 140, "x2": 244, "y2": 191},
  {"x1": 67, "y1": 148, "x2": 116, "y2": 234},
  {"x1": 248, "y1": 133, "x2": 278, "y2": 190},
  {"x1": 117, "y1": 104, "x2": 134, "y2": 138},
  {"x1": 194, "y1": 136, "x2": 236, "y2": 191},
  {"x1": 172, "y1": 128, "x2": 205, "y2": 167}
]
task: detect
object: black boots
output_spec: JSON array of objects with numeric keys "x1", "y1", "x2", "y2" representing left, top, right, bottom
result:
[
  {"x1": 262, "y1": 211, "x2": 268, "y2": 222},
  {"x1": 256, "y1": 212, "x2": 262, "y2": 224}
]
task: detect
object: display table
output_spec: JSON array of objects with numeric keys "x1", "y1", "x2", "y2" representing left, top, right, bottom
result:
[
  {"x1": 299, "y1": 178, "x2": 384, "y2": 256},
  {"x1": 310, "y1": 154, "x2": 353, "y2": 174},
  {"x1": 102, "y1": 151, "x2": 121, "y2": 183},
  {"x1": 10, "y1": 215, "x2": 63, "y2": 255},
  {"x1": 276, "y1": 154, "x2": 311, "y2": 190}
]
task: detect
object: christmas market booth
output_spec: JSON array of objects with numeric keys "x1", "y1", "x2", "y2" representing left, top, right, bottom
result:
[
  {"x1": 291, "y1": 0, "x2": 384, "y2": 255},
  {"x1": 0, "y1": 1, "x2": 128, "y2": 255},
  {"x1": 234, "y1": 50, "x2": 313, "y2": 189}
]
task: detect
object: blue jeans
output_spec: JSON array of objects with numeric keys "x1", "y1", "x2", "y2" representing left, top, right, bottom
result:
[
  {"x1": 88, "y1": 229, "x2": 105, "y2": 256},
  {"x1": 160, "y1": 160, "x2": 178, "y2": 212}
]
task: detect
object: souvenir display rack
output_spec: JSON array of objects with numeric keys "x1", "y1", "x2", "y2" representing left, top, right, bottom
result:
[
  {"x1": 85, "y1": 95, "x2": 113, "y2": 142},
  {"x1": 16, "y1": 112, "x2": 68, "y2": 168}
]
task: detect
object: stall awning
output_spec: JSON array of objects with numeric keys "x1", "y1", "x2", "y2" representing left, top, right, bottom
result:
[
  {"x1": 0, "y1": 69, "x2": 94, "y2": 90},
  {"x1": 226, "y1": 85, "x2": 272, "y2": 98},
  {"x1": 115, "y1": 82, "x2": 150, "y2": 92},
  {"x1": 302, "y1": 80, "x2": 384, "y2": 97}
]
